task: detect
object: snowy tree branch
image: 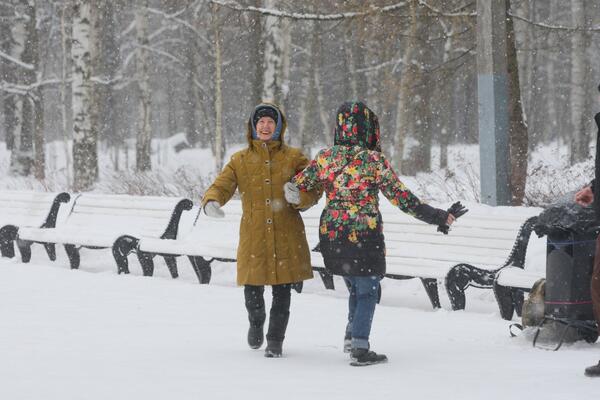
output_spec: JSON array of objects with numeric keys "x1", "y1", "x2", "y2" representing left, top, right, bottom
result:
[
  {"x1": 416, "y1": 0, "x2": 475, "y2": 17},
  {"x1": 509, "y1": 11, "x2": 600, "y2": 32},
  {"x1": 145, "y1": 6, "x2": 211, "y2": 46},
  {"x1": 209, "y1": 0, "x2": 410, "y2": 20},
  {"x1": 0, "y1": 78, "x2": 64, "y2": 96},
  {"x1": 0, "y1": 49, "x2": 34, "y2": 70}
]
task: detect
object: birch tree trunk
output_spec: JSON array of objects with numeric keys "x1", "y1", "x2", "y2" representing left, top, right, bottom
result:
[
  {"x1": 183, "y1": 37, "x2": 199, "y2": 146},
  {"x1": 248, "y1": 0, "x2": 264, "y2": 105},
  {"x1": 280, "y1": 16, "x2": 292, "y2": 116},
  {"x1": 1, "y1": 3, "x2": 16, "y2": 153},
  {"x1": 60, "y1": 2, "x2": 72, "y2": 186},
  {"x1": 507, "y1": 0, "x2": 529, "y2": 205},
  {"x1": 8, "y1": 6, "x2": 32, "y2": 176},
  {"x1": 31, "y1": 1, "x2": 44, "y2": 181},
  {"x1": 312, "y1": 24, "x2": 330, "y2": 146},
  {"x1": 212, "y1": 3, "x2": 224, "y2": 170},
  {"x1": 296, "y1": 21, "x2": 315, "y2": 152},
  {"x1": 545, "y1": 0, "x2": 558, "y2": 143},
  {"x1": 93, "y1": 0, "x2": 120, "y2": 168},
  {"x1": 72, "y1": 0, "x2": 98, "y2": 191},
  {"x1": 394, "y1": 2, "x2": 418, "y2": 173},
  {"x1": 569, "y1": 0, "x2": 586, "y2": 164},
  {"x1": 438, "y1": 19, "x2": 455, "y2": 170},
  {"x1": 135, "y1": 1, "x2": 152, "y2": 172},
  {"x1": 261, "y1": 0, "x2": 283, "y2": 103}
]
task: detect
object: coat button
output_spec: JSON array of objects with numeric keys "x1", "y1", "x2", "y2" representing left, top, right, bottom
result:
[
  {"x1": 265, "y1": 179, "x2": 270, "y2": 184},
  {"x1": 266, "y1": 199, "x2": 271, "y2": 205},
  {"x1": 266, "y1": 218, "x2": 272, "y2": 224},
  {"x1": 261, "y1": 142, "x2": 267, "y2": 147},
  {"x1": 265, "y1": 160, "x2": 270, "y2": 165}
]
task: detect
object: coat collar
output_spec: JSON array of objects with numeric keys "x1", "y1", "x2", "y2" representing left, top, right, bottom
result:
[{"x1": 250, "y1": 139, "x2": 283, "y2": 152}]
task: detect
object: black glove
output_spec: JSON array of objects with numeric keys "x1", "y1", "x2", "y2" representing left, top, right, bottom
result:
[{"x1": 437, "y1": 201, "x2": 468, "y2": 234}]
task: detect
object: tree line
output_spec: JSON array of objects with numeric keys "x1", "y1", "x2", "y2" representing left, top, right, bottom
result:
[{"x1": 0, "y1": 0, "x2": 599, "y2": 203}]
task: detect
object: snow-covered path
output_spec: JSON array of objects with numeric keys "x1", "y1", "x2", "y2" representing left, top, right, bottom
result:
[{"x1": 0, "y1": 258, "x2": 597, "y2": 400}]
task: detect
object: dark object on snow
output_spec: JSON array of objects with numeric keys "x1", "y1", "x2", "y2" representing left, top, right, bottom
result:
[
  {"x1": 533, "y1": 203, "x2": 598, "y2": 237},
  {"x1": 521, "y1": 278, "x2": 546, "y2": 328},
  {"x1": 437, "y1": 201, "x2": 468, "y2": 234},
  {"x1": 585, "y1": 360, "x2": 600, "y2": 377},
  {"x1": 545, "y1": 230, "x2": 596, "y2": 321},
  {"x1": 529, "y1": 228, "x2": 599, "y2": 350}
]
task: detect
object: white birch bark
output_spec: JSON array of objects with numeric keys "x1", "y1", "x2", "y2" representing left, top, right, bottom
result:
[
  {"x1": 60, "y1": 2, "x2": 72, "y2": 187},
  {"x1": 135, "y1": 1, "x2": 152, "y2": 171},
  {"x1": 72, "y1": 0, "x2": 97, "y2": 191},
  {"x1": 261, "y1": 0, "x2": 282, "y2": 103},
  {"x1": 8, "y1": 9, "x2": 27, "y2": 176}
]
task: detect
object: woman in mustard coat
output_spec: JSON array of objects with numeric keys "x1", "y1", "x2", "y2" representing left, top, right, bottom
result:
[{"x1": 202, "y1": 103, "x2": 321, "y2": 358}]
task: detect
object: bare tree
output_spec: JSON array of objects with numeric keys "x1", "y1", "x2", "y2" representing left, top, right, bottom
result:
[
  {"x1": 134, "y1": 0, "x2": 152, "y2": 171},
  {"x1": 212, "y1": 2, "x2": 224, "y2": 170},
  {"x1": 569, "y1": 0, "x2": 588, "y2": 164},
  {"x1": 507, "y1": 0, "x2": 528, "y2": 205},
  {"x1": 72, "y1": 0, "x2": 97, "y2": 191},
  {"x1": 7, "y1": 3, "x2": 31, "y2": 176}
]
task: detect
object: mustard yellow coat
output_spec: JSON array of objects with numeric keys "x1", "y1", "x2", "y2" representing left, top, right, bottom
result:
[{"x1": 202, "y1": 109, "x2": 321, "y2": 286}]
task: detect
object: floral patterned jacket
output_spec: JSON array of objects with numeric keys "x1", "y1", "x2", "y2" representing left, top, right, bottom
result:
[{"x1": 292, "y1": 101, "x2": 447, "y2": 245}]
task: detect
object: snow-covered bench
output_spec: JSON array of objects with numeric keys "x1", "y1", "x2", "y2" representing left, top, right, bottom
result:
[
  {"x1": 17, "y1": 193, "x2": 193, "y2": 273},
  {"x1": 0, "y1": 191, "x2": 71, "y2": 262},
  {"x1": 137, "y1": 199, "x2": 539, "y2": 310}
]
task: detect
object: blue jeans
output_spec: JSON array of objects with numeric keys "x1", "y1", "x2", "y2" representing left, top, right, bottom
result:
[{"x1": 343, "y1": 276, "x2": 382, "y2": 350}]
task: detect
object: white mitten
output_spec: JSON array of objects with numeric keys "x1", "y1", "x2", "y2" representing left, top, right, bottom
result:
[
  {"x1": 203, "y1": 201, "x2": 225, "y2": 218},
  {"x1": 284, "y1": 182, "x2": 301, "y2": 205}
]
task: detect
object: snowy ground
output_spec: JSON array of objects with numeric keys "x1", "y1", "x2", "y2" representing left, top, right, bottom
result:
[{"x1": 0, "y1": 224, "x2": 598, "y2": 400}]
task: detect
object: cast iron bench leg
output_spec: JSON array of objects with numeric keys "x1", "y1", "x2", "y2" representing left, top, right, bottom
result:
[
  {"x1": 318, "y1": 270, "x2": 335, "y2": 290},
  {"x1": 163, "y1": 255, "x2": 179, "y2": 279},
  {"x1": 513, "y1": 289, "x2": 525, "y2": 317},
  {"x1": 17, "y1": 239, "x2": 32, "y2": 263},
  {"x1": 64, "y1": 244, "x2": 80, "y2": 269},
  {"x1": 493, "y1": 281, "x2": 515, "y2": 320},
  {"x1": 44, "y1": 243, "x2": 56, "y2": 261},
  {"x1": 112, "y1": 235, "x2": 138, "y2": 274},
  {"x1": 136, "y1": 250, "x2": 155, "y2": 276},
  {"x1": 0, "y1": 226, "x2": 16, "y2": 258},
  {"x1": 420, "y1": 278, "x2": 441, "y2": 309},
  {"x1": 188, "y1": 256, "x2": 212, "y2": 284}
]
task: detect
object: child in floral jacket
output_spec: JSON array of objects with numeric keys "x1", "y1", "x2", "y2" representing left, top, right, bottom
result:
[{"x1": 284, "y1": 101, "x2": 455, "y2": 366}]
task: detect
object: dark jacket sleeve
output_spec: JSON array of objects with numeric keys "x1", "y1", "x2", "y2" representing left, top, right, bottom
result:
[
  {"x1": 590, "y1": 179, "x2": 595, "y2": 194},
  {"x1": 413, "y1": 203, "x2": 449, "y2": 226}
]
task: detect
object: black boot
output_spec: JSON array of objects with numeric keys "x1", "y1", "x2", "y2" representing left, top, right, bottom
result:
[
  {"x1": 264, "y1": 340, "x2": 283, "y2": 358},
  {"x1": 248, "y1": 322, "x2": 264, "y2": 349},
  {"x1": 349, "y1": 348, "x2": 388, "y2": 366},
  {"x1": 585, "y1": 360, "x2": 600, "y2": 377},
  {"x1": 244, "y1": 285, "x2": 266, "y2": 349}
]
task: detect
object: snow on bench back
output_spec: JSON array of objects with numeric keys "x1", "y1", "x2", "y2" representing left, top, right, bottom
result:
[
  {"x1": 63, "y1": 194, "x2": 187, "y2": 239},
  {"x1": 142, "y1": 198, "x2": 541, "y2": 281},
  {"x1": 0, "y1": 191, "x2": 69, "y2": 228}
]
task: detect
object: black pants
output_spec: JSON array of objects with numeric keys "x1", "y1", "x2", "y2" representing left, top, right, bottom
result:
[{"x1": 244, "y1": 284, "x2": 291, "y2": 343}]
